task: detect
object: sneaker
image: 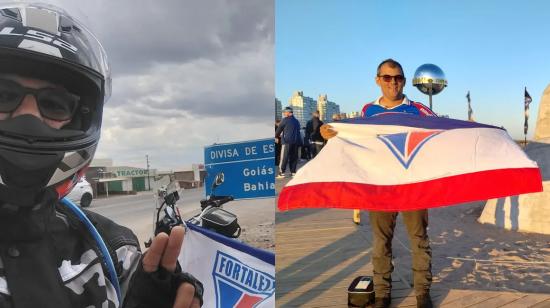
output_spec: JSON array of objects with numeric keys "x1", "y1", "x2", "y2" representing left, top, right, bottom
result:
[
  {"x1": 276, "y1": 173, "x2": 285, "y2": 179},
  {"x1": 290, "y1": 173, "x2": 296, "y2": 177},
  {"x1": 374, "y1": 296, "x2": 391, "y2": 308},
  {"x1": 416, "y1": 293, "x2": 433, "y2": 308}
]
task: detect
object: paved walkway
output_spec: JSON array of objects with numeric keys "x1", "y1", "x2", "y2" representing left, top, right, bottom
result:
[{"x1": 275, "y1": 175, "x2": 550, "y2": 308}]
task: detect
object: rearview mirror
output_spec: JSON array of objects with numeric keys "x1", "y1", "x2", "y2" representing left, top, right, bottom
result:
[{"x1": 213, "y1": 172, "x2": 224, "y2": 188}]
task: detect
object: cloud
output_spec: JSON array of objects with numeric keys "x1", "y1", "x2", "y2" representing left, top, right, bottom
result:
[
  {"x1": 51, "y1": 0, "x2": 274, "y2": 169},
  {"x1": 96, "y1": 106, "x2": 273, "y2": 170},
  {"x1": 58, "y1": 0, "x2": 273, "y2": 75},
  {"x1": 109, "y1": 39, "x2": 273, "y2": 119}
]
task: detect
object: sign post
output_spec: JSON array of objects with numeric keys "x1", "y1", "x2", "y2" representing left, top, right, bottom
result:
[{"x1": 204, "y1": 138, "x2": 275, "y2": 199}]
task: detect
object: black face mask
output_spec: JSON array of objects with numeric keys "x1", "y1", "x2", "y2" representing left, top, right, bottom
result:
[
  {"x1": 0, "y1": 116, "x2": 65, "y2": 207},
  {"x1": 0, "y1": 148, "x2": 62, "y2": 188},
  {"x1": 0, "y1": 114, "x2": 84, "y2": 142}
]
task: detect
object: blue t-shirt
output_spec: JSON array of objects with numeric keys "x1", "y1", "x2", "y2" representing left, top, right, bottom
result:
[{"x1": 361, "y1": 97, "x2": 436, "y2": 118}]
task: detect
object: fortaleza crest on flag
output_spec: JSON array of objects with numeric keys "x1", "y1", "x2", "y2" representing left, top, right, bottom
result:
[
  {"x1": 179, "y1": 223, "x2": 275, "y2": 308},
  {"x1": 212, "y1": 251, "x2": 275, "y2": 308},
  {"x1": 278, "y1": 114, "x2": 543, "y2": 212},
  {"x1": 377, "y1": 131, "x2": 443, "y2": 169}
]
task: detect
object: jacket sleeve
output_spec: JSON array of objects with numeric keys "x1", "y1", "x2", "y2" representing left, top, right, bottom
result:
[
  {"x1": 275, "y1": 118, "x2": 286, "y2": 138},
  {"x1": 82, "y1": 210, "x2": 142, "y2": 300}
]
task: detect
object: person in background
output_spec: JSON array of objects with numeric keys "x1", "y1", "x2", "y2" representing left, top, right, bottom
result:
[
  {"x1": 275, "y1": 119, "x2": 282, "y2": 166},
  {"x1": 301, "y1": 126, "x2": 311, "y2": 161},
  {"x1": 306, "y1": 110, "x2": 324, "y2": 158},
  {"x1": 275, "y1": 107, "x2": 301, "y2": 178}
]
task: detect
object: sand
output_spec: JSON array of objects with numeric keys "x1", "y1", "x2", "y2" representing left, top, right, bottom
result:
[{"x1": 387, "y1": 201, "x2": 550, "y2": 294}]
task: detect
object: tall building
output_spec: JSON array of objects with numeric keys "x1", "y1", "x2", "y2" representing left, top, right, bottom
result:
[
  {"x1": 275, "y1": 98, "x2": 282, "y2": 121},
  {"x1": 317, "y1": 94, "x2": 340, "y2": 122},
  {"x1": 348, "y1": 111, "x2": 361, "y2": 118},
  {"x1": 289, "y1": 91, "x2": 317, "y2": 128}
]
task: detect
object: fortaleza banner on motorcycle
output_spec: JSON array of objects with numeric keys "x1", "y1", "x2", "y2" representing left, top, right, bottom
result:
[{"x1": 179, "y1": 224, "x2": 275, "y2": 308}]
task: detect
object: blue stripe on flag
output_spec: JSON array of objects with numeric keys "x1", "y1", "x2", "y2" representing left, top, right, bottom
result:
[
  {"x1": 186, "y1": 223, "x2": 275, "y2": 265},
  {"x1": 340, "y1": 113, "x2": 502, "y2": 130},
  {"x1": 384, "y1": 133, "x2": 407, "y2": 157}
]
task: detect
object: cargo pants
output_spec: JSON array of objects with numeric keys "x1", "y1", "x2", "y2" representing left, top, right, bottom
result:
[{"x1": 369, "y1": 210, "x2": 432, "y2": 297}]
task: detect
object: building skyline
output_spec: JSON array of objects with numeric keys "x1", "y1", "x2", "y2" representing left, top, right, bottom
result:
[
  {"x1": 317, "y1": 94, "x2": 340, "y2": 123},
  {"x1": 275, "y1": 98, "x2": 282, "y2": 121},
  {"x1": 278, "y1": 90, "x2": 362, "y2": 125},
  {"x1": 288, "y1": 91, "x2": 317, "y2": 128}
]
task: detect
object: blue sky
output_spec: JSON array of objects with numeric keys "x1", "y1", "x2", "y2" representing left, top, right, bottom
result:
[{"x1": 276, "y1": 0, "x2": 550, "y2": 139}]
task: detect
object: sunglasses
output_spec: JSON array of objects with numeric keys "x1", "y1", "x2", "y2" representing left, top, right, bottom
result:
[
  {"x1": 378, "y1": 75, "x2": 405, "y2": 83},
  {"x1": 0, "y1": 78, "x2": 80, "y2": 121}
]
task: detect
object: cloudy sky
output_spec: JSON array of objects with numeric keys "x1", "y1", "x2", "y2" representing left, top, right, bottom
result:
[{"x1": 50, "y1": 0, "x2": 274, "y2": 170}]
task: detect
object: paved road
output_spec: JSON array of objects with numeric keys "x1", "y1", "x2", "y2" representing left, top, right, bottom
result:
[
  {"x1": 88, "y1": 189, "x2": 205, "y2": 249},
  {"x1": 88, "y1": 188, "x2": 275, "y2": 251}
]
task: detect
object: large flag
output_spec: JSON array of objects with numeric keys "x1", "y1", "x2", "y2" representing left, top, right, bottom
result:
[
  {"x1": 179, "y1": 223, "x2": 275, "y2": 308},
  {"x1": 466, "y1": 91, "x2": 474, "y2": 121},
  {"x1": 524, "y1": 87, "x2": 532, "y2": 135},
  {"x1": 278, "y1": 114, "x2": 542, "y2": 212}
]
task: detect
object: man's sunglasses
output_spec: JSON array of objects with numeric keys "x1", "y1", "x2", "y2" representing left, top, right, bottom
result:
[
  {"x1": 378, "y1": 75, "x2": 405, "y2": 83},
  {"x1": 0, "y1": 78, "x2": 80, "y2": 121}
]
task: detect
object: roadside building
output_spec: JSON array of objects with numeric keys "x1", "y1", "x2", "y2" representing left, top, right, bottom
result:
[
  {"x1": 174, "y1": 163, "x2": 207, "y2": 189},
  {"x1": 87, "y1": 159, "x2": 156, "y2": 196}
]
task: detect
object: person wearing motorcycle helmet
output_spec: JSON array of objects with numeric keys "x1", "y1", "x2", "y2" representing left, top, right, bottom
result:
[{"x1": 0, "y1": 3, "x2": 202, "y2": 308}]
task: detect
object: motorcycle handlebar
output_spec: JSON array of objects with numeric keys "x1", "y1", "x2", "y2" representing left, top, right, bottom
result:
[{"x1": 200, "y1": 195, "x2": 234, "y2": 208}]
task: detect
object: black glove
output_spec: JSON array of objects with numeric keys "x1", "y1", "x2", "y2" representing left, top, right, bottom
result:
[{"x1": 123, "y1": 260, "x2": 203, "y2": 308}]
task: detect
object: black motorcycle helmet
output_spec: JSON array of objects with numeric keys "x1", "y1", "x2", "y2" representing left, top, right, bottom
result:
[{"x1": 0, "y1": 2, "x2": 110, "y2": 207}]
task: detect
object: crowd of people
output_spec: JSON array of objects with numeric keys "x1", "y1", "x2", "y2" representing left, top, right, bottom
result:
[{"x1": 275, "y1": 108, "x2": 327, "y2": 178}]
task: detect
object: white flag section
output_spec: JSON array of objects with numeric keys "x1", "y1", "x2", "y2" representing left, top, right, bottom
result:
[
  {"x1": 179, "y1": 223, "x2": 275, "y2": 308},
  {"x1": 279, "y1": 114, "x2": 542, "y2": 212}
]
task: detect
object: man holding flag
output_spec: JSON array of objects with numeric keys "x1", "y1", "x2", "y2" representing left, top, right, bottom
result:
[{"x1": 321, "y1": 59, "x2": 435, "y2": 308}]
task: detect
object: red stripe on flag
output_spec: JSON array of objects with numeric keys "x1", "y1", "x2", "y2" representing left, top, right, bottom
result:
[
  {"x1": 407, "y1": 131, "x2": 439, "y2": 155},
  {"x1": 235, "y1": 294, "x2": 263, "y2": 308},
  {"x1": 278, "y1": 168, "x2": 542, "y2": 212}
]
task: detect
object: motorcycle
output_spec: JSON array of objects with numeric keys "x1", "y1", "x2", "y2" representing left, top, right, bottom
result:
[{"x1": 146, "y1": 172, "x2": 241, "y2": 247}]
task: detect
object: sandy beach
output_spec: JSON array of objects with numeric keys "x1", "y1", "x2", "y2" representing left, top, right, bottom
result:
[{"x1": 424, "y1": 201, "x2": 550, "y2": 294}]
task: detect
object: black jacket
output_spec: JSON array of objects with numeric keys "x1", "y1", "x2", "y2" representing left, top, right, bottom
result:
[
  {"x1": 306, "y1": 116, "x2": 324, "y2": 143},
  {"x1": 275, "y1": 115, "x2": 301, "y2": 145},
  {"x1": 0, "y1": 198, "x2": 200, "y2": 308}
]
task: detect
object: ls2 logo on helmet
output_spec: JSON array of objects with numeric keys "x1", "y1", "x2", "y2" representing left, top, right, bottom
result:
[
  {"x1": 0, "y1": 27, "x2": 77, "y2": 53},
  {"x1": 212, "y1": 251, "x2": 275, "y2": 308}
]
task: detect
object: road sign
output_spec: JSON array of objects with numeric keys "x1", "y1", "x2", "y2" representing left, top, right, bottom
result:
[{"x1": 204, "y1": 138, "x2": 275, "y2": 199}]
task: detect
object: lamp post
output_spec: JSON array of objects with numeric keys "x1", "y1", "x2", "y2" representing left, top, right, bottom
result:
[
  {"x1": 412, "y1": 64, "x2": 447, "y2": 111},
  {"x1": 146, "y1": 155, "x2": 151, "y2": 191}
]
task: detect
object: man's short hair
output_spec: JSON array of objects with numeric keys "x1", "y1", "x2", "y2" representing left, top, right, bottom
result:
[
  {"x1": 377, "y1": 58, "x2": 404, "y2": 76},
  {"x1": 284, "y1": 106, "x2": 293, "y2": 113},
  {"x1": 312, "y1": 110, "x2": 319, "y2": 116}
]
